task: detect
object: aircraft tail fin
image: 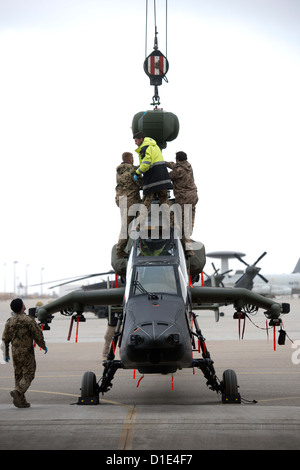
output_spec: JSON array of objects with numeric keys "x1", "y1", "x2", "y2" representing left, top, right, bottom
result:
[{"x1": 292, "y1": 258, "x2": 300, "y2": 273}]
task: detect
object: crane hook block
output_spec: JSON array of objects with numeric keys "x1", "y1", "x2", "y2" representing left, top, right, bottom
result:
[{"x1": 144, "y1": 50, "x2": 169, "y2": 86}]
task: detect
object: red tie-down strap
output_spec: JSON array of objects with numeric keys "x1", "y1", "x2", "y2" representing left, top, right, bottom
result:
[
  {"x1": 136, "y1": 375, "x2": 144, "y2": 388},
  {"x1": 198, "y1": 338, "x2": 207, "y2": 356},
  {"x1": 234, "y1": 312, "x2": 247, "y2": 340},
  {"x1": 188, "y1": 270, "x2": 193, "y2": 288},
  {"x1": 75, "y1": 316, "x2": 79, "y2": 343},
  {"x1": 243, "y1": 314, "x2": 292, "y2": 350},
  {"x1": 133, "y1": 370, "x2": 144, "y2": 388},
  {"x1": 40, "y1": 324, "x2": 43, "y2": 350}
]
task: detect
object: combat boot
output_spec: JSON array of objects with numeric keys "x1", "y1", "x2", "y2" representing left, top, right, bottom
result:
[
  {"x1": 10, "y1": 390, "x2": 23, "y2": 408},
  {"x1": 20, "y1": 393, "x2": 30, "y2": 408}
]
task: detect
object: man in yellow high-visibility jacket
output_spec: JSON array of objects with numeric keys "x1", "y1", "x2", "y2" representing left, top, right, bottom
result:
[{"x1": 133, "y1": 132, "x2": 172, "y2": 213}]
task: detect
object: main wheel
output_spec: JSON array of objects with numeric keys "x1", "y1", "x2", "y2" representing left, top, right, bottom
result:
[
  {"x1": 81, "y1": 371, "x2": 97, "y2": 397},
  {"x1": 222, "y1": 369, "x2": 240, "y2": 401}
]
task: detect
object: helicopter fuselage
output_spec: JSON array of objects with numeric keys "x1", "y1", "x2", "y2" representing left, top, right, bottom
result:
[{"x1": 119, "y1": 233, "x2": 193, "y2": 374}]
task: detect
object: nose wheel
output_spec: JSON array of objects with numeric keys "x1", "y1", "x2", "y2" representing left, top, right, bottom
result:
[
  {"x1": 77, "y1": 371, "x2": 99, "y2": 405},
  {"x1": 221, "y1": 369, "x2": 241, "y2": 403}
]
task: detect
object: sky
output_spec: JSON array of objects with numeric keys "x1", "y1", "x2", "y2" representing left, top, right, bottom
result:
[{"x1": 0, "y1": 0, "x2": 299, "y2": 295}]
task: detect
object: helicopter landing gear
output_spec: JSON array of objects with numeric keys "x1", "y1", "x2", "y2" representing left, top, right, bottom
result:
[
  {"x1": 78, "y1": 313, "x2": 125, "y2": 404},
  {"x1": 221, "y1": 369, "x2": 241, "y2": 404},
  {"x1": 77, "y1": 360, "x2": 125, "y2": 405},
  {"x1": 77, "y1": 371, "x2": 99, "y2": 405},
  {"x1": 191, "y1": 311, "x2": 241, "y2": 404},
  {"x1": 192, "y1": 359, "x2": 241, "y2": 404},
  {"x1": 98, "y1": 360, "x2": 124, "y2": 395}
]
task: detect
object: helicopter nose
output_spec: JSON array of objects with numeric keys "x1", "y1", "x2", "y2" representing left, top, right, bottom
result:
[
  {"x1": 128, "y1": 322, "x2": 182, "y2": 358},
  {"x1": 147, "y1": 350, "x2": 162, "y2": 364}
]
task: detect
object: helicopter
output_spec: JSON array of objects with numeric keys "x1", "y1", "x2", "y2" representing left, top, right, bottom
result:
[{"x1": 34, "y1": 206, "x2": 290, "y2": 406}]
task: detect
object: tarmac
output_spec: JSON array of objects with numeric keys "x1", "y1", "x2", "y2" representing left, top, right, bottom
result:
[{"x1": 0, "y1": 296, "x2": 300, "y2": 452}]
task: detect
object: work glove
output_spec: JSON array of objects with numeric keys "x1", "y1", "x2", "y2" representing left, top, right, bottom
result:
[
  {"x1": 133, "y1": 174, "x2": 139, "y2": 182},
  {"x1": 44, "y1": 347, "x2": 48, "y2": 354}
]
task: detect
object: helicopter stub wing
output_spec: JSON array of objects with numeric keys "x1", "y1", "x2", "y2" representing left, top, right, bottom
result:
[
  {"x1": 191, "y1": 286, "x2": 289, "y2": 319},
  {"x1": 37, "y1": 288, "x2": 125, "y2": 322}
]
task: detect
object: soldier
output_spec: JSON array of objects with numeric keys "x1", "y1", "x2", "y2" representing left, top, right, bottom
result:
[
  {"x1": 115, "y1": 152, "x2": 141, "y2": 258},
  {"x1": 2, "y1": 298, "x2": 48, "y2": 408},
  {"x1": 166, "y1": 151, "x2": 198, "y2": 253},
  {"x1": 133, "y1": 132, "x2": 173, "y2": 232},
  {"x1": 105, "y1": 153, "x2": 141, "y2": 361}
]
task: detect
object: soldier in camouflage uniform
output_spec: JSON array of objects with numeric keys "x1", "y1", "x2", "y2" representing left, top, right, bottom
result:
[
  {"x1": 115, "y1": 152, "x2": 141, "y2": 258},
  {"x1": 102, "y1": 153, "x2": 141, "y2": 361},
  {"x1": 2, "y1": 298, "x2": 47, "y2": 408},
  {"x1": 166, "y1": 151, "x2": 198, "y2": 253}
]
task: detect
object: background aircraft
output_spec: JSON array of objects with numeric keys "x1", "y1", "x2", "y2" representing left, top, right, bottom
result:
[{"x1": 206, "y1": 251, "x2": 300, "y2": 295}]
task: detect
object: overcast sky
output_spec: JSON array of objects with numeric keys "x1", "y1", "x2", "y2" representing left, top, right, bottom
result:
[{"x1": 0, "y1": 0, "x2": 299, "y2": 294}]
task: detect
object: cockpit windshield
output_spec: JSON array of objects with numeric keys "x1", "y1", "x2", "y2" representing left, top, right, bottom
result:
[{"x1": 132, "y1": 266, "x2": 178, "y2": 296}]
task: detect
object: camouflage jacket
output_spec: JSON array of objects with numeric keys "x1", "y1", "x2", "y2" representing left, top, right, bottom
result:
[
  {"x1": 2, "y1": 313, "x2": 46, "y2": 357},
  {"x1": 166, "y1": 161, "x2": 198, "y2": 205},
  {"x1": 115, "y1": 163, "x2": 141, "y2": 206}
]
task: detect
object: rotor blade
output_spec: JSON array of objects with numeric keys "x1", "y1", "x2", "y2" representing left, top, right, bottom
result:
[
  {"x1": 221, "y1": 269, "x2": 232, "y2": 275},
  {"x1": 30, "y1": 271, "x2": 115, "y2": 288},
  {"x1": 212, "y1": 263, "x2": 219, "y2": 274},
  {"x1": 253, "y1": 251, "x2": 267, "y2": 266},
  {"x1": 234, "y1": 254, "x2": 249, "y2": 266},
  {"x1": 258, "y1": 273, "x2": 269, "y2": 283},
  {"x1": 49, "y1": 271, "x2": 115, "y2": 289}
]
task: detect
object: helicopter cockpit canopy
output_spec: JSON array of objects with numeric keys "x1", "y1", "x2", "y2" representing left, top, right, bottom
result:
[{"x1": 132, "y1": 265, "x2": 178, "y2": 296}]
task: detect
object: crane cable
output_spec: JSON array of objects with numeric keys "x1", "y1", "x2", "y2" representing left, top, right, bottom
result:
[{"x1": 145, "y1": 0, "x2": 168, "y2": 59}]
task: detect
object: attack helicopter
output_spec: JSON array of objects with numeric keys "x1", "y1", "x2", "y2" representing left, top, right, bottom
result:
[
  {"x1": 34, "y1": 206, "x2": 290, "y2": 405},
  {"x1": 33, "y1": 0, "x2": 290, "y2": 405}
]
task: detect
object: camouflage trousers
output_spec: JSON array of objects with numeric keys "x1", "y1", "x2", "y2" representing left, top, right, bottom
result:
[
  {"x1": 141, "y1": 190, "x2": 173, "y2": 232},
  {"x1": 116, "y1": 213, "x2": 136, "y2": 256},
  {"x1": 12, "y1": 350, "x2": 36, "y2": 395},
  {"x1": 142, "y1": 189, "x2": 169, "y2": 210}
]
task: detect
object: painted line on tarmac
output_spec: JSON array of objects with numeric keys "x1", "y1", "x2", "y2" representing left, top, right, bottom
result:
[
  {"x1": 0, "y1": 386, "x2": 137, "y2": 450},
  {"x1": 257, "y1": 396, "x2": 300, "y2": 403}
]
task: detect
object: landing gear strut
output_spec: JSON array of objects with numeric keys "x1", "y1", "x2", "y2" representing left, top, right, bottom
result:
[
  {"x1": 191, "y1": 312, "x2": 241, "y2": 404},
  {"x1": 78, "y1": 313, "x2": 124, "y2": 405}
]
